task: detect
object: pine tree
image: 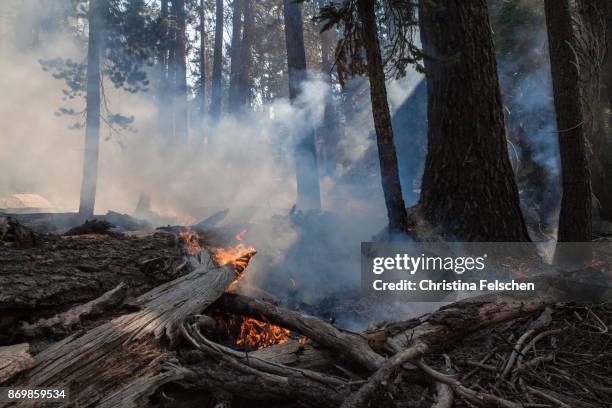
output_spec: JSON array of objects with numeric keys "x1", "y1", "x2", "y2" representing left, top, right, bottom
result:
[
  {"x1": 545, "y1": 0, "x2": 592, "y2": 241},
  {"x1": 283, "y1": 0, "x2": 321, "y2": 210},
  {"x1": 357, "y1": 0, "x2": 408, "y2": 235},
  {"x1": 210, "y1": 0, "x2": 224, "y2": 118},
  {"x1": 79, "y1": 0, "x2": 108, "y2": 219},
  {"x1": 418, "y1": 0, "x2": 530, "y2": 241}
]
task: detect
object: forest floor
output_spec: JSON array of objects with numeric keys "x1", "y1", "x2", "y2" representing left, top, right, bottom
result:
[{"x1": 0, "y1": 215, "x2": 611, "y2": 408}]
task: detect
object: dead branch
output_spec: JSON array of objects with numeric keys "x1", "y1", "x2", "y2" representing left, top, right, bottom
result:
[
  {"x1": 181, "y1": 322, "x2": 350, "y2": 387},
  {"x1": 341, "y1": 341, "x2": 429, "y2": 408},
  {"x1": 180, "y1": 325, "x2": 348, "y2": 408},
  {"x1": 417, "y1": 360, "x2": 523, "y2": 408}
]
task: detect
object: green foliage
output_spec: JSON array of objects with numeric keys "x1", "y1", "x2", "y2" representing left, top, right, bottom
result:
[
  {"x1": 309, "y1": 0, "x2": 423, "y2": 85},
  {"x1": 40, "y1": 0, "x2": 158, "y2": 133}
]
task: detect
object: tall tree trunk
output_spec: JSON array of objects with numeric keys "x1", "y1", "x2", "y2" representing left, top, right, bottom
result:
[
  {"x1": 283, "y1": 0, "x2": 321, "y2": 210},
  {"x1": 545, "y1": 0, "x2": 592, "y2": 242},
  {"x1": 199, "y1": 0, "x2": 207, "y2": 136},
  {"x1": 237, "y1": 0, "x2": 254, "y2": 107},
  {"x1": 356, "y1": 0, "x2": 408, "y2": 235},
  {"x1": 418, "y1": 0, "x2": 530, "y2": 242},
  {"x1": 317, "y1": 9, "x2": 342, "y2": 176},
  {"x1": 577, "y1": 0, "x2": 612, "y2": 223},
  {"x1": 210, "y1": 0, "x2": 223, "y2": 118},
  {"x1": 228, "y1": 0, "x2": 244, "y2": 111},
  {"x1": 78, "y1": 0, "x2": 107, "y2": 219},
  {"x1": 172, "y1": 0, "x2": 188, "y2": 143},
  {"x1": 157, "y1": 0, "x2": 173, "y2": 141}
]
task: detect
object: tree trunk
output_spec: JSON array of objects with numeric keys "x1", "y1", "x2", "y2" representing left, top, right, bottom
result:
[
  {"x1": 228, "y1": 0, "x2": 244, "y2": 112},
  {"x1": 545, "y1": 0, "x2": 592, "y2": 241},
  {"x1": 237, "y1": 0, "x2": 254, "y2": 107},
  {"x1": 172, "y1": 0, "x2": 189, "y2": 143},
  {"x1": 199, "y1": 0, "x2": 207, "y2": 123},
  {"x1": 210, "y1": 0, "x2": 223, "y2": 118},
  {"x1": 317, "y1": 6, "x2": 342, "y2": 176},
  {"x1": 156, "y1": 0, "x2": 173, "y2": 141},
  {"x1": 418, "y1": 0, "x2": 530, "y2": 242},
  {"x1": 577, "y1": 0, "x2": 612, "y2": 223},
  {"x1": 283, "y1": 0, "x2": 321, "y2": 211},
  {"x1": 78, "y1": 0, "x2": 107, "y2": 220},
  {"x1": 357, "y1": 0, "x2": 408, "y2": 235}
]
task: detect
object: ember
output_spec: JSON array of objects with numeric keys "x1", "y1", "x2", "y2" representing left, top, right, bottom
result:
[{"x1": 235, "y1": 317, "x2": 290, "y2": 349}]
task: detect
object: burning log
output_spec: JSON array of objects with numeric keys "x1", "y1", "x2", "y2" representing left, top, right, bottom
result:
[
  {"x1": 180, "y1": 323, "x2": 350, "y2": 408},
  {"x1": 1, "y1": 249, "x2": 255, "y2": 407},
  {"x1": 215, "y1": 293, "x2": 385, "y2": 371}
]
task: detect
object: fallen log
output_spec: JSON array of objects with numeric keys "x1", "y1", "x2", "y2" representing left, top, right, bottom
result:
[
  {"x1": 250, "y1": 340, "x2": 335, "y2": 370},
  {"x1": 180, "y1": 324, "x2": 350, "y2": 408},
  {"x1": 215, "y1": 293, "x2": 385, "y2": 371},
  {"x1": 0, "y1": 231, "x2": 185, "y2": 339},
  {"x1": 1, "y1": 250, "x2": 255, "y2": 408},
  {"x1": 0, "y1": 344, "x2": 32, "y2": 384},
  {"x1": 17, "y1": 283, "x2": 128, "y2": 339}
]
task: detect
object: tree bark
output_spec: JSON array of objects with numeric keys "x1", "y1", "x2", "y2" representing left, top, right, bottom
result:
[
  {"x1": 357, "y1": 0, "x2": 408, "y2": 236},
  {"x1": 228, "y1": 0, "x2": 244, "y2": 112},
  {"x1": 577, "y1": 0, "x2": 612, "y2": 223},
  {"x1": 172, "y1": 0, "x2": 189, "y2": 143},
  {"x1": 78, "y1": 0, "x2": 107, "y2": 220},
  {"x1": 283, "y1": 0, "x2": 321, "y2": 211},
  {"x1": 545, "y1": 0, "x2": 592, "y2": 241},
  {"x1": 210, "y1": 0, "x2": 224, "y2": 118},
  {"x1": 418, "y1": 0, "x2": 530, "y2": 241}
]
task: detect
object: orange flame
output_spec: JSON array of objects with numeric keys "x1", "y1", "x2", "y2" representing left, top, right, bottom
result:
[
  {"x1": 236, "y1": 317, "x2": 290, "y2": 349},
  {"x1": 180, "y1": 230, "x2": 202, "y2": 256},
  {"x1": 214, "y1": 244, "x2": 256, "y2": 267}
]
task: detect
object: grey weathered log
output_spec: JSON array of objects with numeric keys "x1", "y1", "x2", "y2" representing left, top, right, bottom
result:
[
  {"x1": 215, "y1": 293, "x2": 385, "y2": 371},
  {"x1": 18, "y1": 283, "x2": 128, "y2": 338},
  {"x1": 250, "y1": 340, "x2": 335, "y2": 370},
  {"x1": 0, "y1": 250, "x2": 254, "y2": 408},
  {"x1": 0, "y1": 344, "x2": 33, "y2": 384}
]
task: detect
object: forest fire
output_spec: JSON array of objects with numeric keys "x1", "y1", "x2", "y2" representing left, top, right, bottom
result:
[{"x1": 235, "y1": 317, "x2": 291, "y2": 349}]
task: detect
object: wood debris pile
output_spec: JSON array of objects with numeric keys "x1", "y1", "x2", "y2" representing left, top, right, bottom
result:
[{"x1": 0, "y1": 219, "x2": 610, "y2": 408}]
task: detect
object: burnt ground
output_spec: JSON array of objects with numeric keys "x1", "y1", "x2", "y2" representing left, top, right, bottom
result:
[{"x1": 1, "y1": 216, "x2": 611, "y2": 407}]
